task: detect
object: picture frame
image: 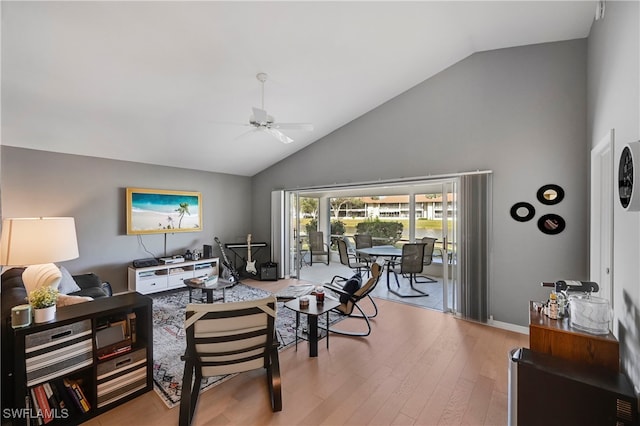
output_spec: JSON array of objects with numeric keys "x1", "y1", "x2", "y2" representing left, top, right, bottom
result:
[{"x1": 126, "y1": 188, "x2": 202, "y2": 235}]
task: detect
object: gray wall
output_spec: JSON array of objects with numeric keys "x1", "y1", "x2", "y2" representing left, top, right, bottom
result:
[
  {"x1": 588, "y1": 1, "x2": 640, "y2": 395},
  {"x1": 252, "y1": 39, "x2": 589, "y2": 327},
  {"x1": 1, "y1": 146, "x2": 252, "y2": 293}
]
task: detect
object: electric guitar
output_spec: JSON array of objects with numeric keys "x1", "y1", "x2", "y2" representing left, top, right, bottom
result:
[
  {"x1": 245, "y1": 234, "x2": 258, "y2": 275},
  {"x1": 214, "y1": 236, "x2": 240, "y2": 283}
]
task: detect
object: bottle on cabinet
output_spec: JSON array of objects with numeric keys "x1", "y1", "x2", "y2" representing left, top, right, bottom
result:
[{"x1": 541, "y1": 280, "x2": 599, "y2": 294}]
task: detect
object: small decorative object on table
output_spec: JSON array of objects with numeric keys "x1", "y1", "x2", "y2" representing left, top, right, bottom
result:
[
  {"x1": 299, "y1": 296, "x2": 310, "y2": 309},
  {"x1": 315, "y1": 287, "x2": 325, "y2": 303},
  {"x1": 29, "y1": 286, "x2": 59, "y2": 323}
]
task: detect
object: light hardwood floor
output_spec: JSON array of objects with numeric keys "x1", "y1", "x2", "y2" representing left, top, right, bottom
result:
[{"x1": 85, "y1": 278, "x2": 529, "y2": 426}]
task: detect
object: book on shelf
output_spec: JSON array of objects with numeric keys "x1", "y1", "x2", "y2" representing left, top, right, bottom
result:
[
  {"x1": 95, "y1": 319, "x2": 132, "y2": 360},
  {"x1": 48, "y1": 381, "x2": 66, "y2": 411},
  {"x1": 127, "y1": 312, "x2": 137, "y2": 344},
  {"x1": 97, "y1": 340, "x2": 132, "y2": 360},
  {"x1": 29, "y1": 388, "x2": 43, "y2": 425},
  {"x1": 43, "y1": 383, "x2": 60, "y2": 418},
  {"x1": 33, "y1": 385, "x2": 53, "y2": 424},
  {"x1": 63, "y1": 378, "x2": 90, "y2": 413}
]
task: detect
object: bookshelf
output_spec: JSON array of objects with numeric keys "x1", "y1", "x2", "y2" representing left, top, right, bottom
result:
[{"x1": 7, "y1": 293, "x2": 152, "y2": 425}]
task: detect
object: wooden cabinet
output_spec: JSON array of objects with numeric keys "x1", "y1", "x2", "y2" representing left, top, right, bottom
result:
[
  {"x1": 528, "y1": 301, "x2": 619, "y2": 372},
  {"x1": 128, "y1": 258, "x2": 219, "y2": 295},
  {"x1": 9, "y1": 293, "x2": 153, "y2": 425}
]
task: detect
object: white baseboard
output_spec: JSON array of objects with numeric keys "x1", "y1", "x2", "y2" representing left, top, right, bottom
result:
[
  {"x1": 450, "y1": 312, "x2": 529, "y2": 335},
  {"x1": 488, "y1": 318, "x2": 529, "y2": 335}
]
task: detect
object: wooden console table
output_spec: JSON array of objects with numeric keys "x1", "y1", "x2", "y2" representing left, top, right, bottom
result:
[{"x1": 528, "y1": 301, "x2": 619, "y2": 372}]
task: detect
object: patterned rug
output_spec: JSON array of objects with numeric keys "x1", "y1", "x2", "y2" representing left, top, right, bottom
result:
[{"x1": 151, "y1": 283, "x2": 343, "y2": 408}]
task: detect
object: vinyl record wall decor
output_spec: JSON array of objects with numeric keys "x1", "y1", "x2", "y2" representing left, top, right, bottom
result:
[
  {"x1": 618, "y1": 141, "x2": 640, "y2": 211},
  {"x1": 510, "y1": 184, "x2": 566, "y2": 235}
]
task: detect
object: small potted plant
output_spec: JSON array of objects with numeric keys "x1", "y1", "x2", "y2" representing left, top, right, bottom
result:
[{"x1": 29, "y1": 286, "x2": 59, "y2": 323}]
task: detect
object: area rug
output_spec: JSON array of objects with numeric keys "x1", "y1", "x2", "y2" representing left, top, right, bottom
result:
[{"x1": 151, "y1": 283, "x2": 342, "y2": 408}]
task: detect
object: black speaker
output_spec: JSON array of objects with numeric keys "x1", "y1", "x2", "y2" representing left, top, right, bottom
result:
[
  {"x1": 203, "y1": 244, "x2": 213, "y2": 259},
  {"x1": 132, "y1": 258, "x2": 159, "y2": 268},
  {"x1": 260, "y1": 262, "x2": 278, "y2": 281}
]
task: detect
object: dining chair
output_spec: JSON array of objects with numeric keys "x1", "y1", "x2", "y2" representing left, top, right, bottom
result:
[
  {"x1": 414, "y1": 237, "x2": 438, "y2": 283},
  {"x1": 308, "y1": 231, "x2": 330, "y2": 265},
  {"x1": 337, "y1": 238, "x2": 370, "y2": 276},
  {"x1": 389, "y1": 243, "x2": 429, "y2": 298},
  {"x1": 354, "y1": 233, "x2": 373, "y2": 264},
  {"x1": 179, "y1": 296, "x2": 282, "y2": 426}
]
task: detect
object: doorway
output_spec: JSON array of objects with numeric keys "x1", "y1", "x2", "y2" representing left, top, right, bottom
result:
[
  {"x1": 590, "y1": 130, "x2": 614, "y2": 309},
  {"x1": 272, "y1": 172, "x2": 491, "y2": 320},
  {"x1": 279, "y1": 178, "x2": 459, "y2": 313}
]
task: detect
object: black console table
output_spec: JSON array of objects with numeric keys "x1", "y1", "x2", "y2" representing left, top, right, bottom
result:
[{"x1": 5, "y1": 293, "x2": 153, "y2": 425}]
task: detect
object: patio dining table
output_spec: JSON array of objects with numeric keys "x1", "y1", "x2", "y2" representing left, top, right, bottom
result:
[{"x1": 355, "y1": 245, "x2": 401, "y2": 290}]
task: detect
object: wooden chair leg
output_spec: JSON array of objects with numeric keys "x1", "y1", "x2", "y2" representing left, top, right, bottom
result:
[
  {"x1": 267, "y1": 345, "x2": 282, "y2": 411},
  {"x1": 190, "y1": 368, "x2": 202, "y2": 418},
  {"x1": 179, "y1": 360, "x2": 199, "y2": 426}
]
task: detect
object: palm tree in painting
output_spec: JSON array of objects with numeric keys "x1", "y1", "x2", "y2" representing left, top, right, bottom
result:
[{"x1": 175, "y1": 202, "x2": 190, "y2": 228}]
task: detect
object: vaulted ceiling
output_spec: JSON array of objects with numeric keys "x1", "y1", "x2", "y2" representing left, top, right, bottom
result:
[{"x1": 1, "y1": 1, "x2": 596, "y2": 176}]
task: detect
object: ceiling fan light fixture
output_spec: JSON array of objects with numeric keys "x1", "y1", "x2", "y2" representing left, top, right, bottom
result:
[{"x1": 229, "y1": 72, "x2": 313, "y2": 144}]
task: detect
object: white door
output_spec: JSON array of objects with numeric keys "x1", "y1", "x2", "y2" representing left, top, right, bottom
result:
[{"x1": 590, "y1": 130, "x2": 614, "y2": 308}]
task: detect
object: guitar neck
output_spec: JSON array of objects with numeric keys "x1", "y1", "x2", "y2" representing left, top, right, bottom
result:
[{"x1": 215, "y1": 238, "x2": 232, "y2": 265}]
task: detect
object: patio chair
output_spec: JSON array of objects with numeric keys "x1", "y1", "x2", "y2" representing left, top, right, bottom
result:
[
  {"x1": 337, "y1": 238, "x2": 370, "y2": 276},
  {"x1": 322, "y1": 261, "x2": 382, "y2": 336},
  {"x1": 179, "y1": 296, "x2": 281, "y2": 426},
  {"x1": 308, "y1": 231, "x2": 330, "y2": 265},
  {"x1": 389, "y1": 243, "x2": 430, "y2": 298},
  {"x1": 354, "y1": 233, "x2": 373, "y2": 264},
  {"x1": 414, "y1": 237, "x2": 438, "y2": 283}
]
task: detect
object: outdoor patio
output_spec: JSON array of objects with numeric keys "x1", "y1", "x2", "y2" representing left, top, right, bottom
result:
[{"x1": 295, "y1": 256, "x2": 451, "y2": 312}]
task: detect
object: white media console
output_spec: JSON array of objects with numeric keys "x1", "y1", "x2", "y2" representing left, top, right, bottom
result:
[{"x1": 127, "y1": 258, "x2": 219, "y2": 295}]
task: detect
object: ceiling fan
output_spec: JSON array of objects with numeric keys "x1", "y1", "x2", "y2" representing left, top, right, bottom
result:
[{"x1": 237, "y1": 73, "x2": 313, "y2": 144}]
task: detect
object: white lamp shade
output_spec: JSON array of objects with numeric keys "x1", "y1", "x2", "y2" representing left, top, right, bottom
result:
[{"x1": 0, "y1": 217, "x2": 79, "y2": 266}]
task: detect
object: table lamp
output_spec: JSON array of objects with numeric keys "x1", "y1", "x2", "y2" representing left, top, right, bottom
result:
[{"x1": 0, "y1": 217, "x2": 79, "y2": 292}]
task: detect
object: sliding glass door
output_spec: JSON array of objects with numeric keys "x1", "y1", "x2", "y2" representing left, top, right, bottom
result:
[
  {"x1": 274, "y1": 173, "x2": 489, "y2": 318},
  {"x1": 411, "y1": 179, "x2": 458, "y2": 313}
]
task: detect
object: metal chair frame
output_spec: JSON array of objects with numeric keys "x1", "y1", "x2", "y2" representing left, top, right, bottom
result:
[
  {"x1": 389, "y1": 243, "x2": 430, "y2": 298},
  {"x1": 321, "y1": 262, "x2": 382, "y2": 337},
  {"x1": 337, "y1": 238, "x2": 370, "y2": 276},
  {"x1": 308, "y1": 230, "x2": 330, "y2": 265},
  {"x1": 414, "y1": 237, "x2": 438, "y2": 283}
]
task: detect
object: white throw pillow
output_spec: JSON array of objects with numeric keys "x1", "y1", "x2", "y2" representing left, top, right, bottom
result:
[
  {"x1": 57, "y1": 294, "x2": 93, "y2": 307},
  {"x1": 58, "y1": 266, "x2": 82, "y2": 294}
]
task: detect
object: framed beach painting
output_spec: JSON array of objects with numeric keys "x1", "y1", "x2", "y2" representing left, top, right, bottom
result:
[{"x1": 126, "y1": 188, "x2": 202, "y2": 235}]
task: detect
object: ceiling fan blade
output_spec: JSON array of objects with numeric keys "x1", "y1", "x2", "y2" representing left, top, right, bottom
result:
[
  {"x1": 211, "y1": 121, "x2": 251, "y2": 127},
  {"x1": 232, "y1": 128, "x2": 259, "y2": 141},
  {"x1": 263, "y1": 127, "x2": 294, "y2": 144},
  {"x1": 272, "y1": 122, "x2": 314, "y2": 131}
]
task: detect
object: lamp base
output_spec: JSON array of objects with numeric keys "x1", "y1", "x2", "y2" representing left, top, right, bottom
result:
[{"x1": 22, "y1": 263, "x2": 62, "y2": 294}]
